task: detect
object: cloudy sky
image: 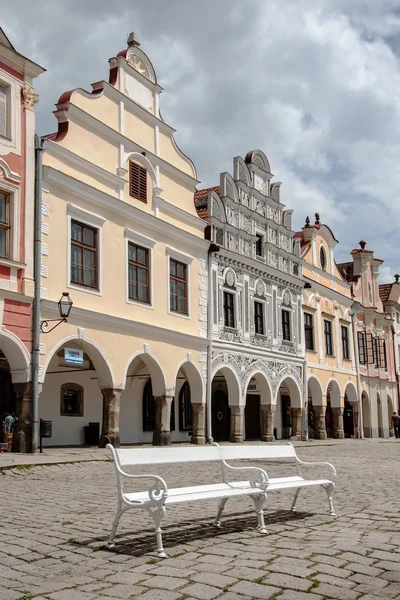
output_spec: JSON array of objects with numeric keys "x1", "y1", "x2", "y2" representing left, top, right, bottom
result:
[{"x1": 3, "y1": 0, "x2": 400, "y2": 280}]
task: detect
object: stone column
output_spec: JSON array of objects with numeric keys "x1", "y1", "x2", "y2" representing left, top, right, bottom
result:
[
  {"x1": 313, "y1": 405, "x2": 327, "y2": 440},
  {"x1": 153, "y1": 395, "x2": 173, "y2": 446},
  {"x1": 332, "y1": 407, "x2": 344, "y2": 439},
  {"x1": 12, "y1": 382, "x2": 33, "y2": 453},
  {"x1": 229, "y1": 405, "x2": 244, "y2": 443},
  {"x1": 261, "y1": 405, "x2": 276, "y2": 442},
  {"x1": 99, "y1": 388, "x2": 121, "y2": 448},
  {"x1": 191, "y1": 402, "x2": 205, "y2": 445},
  {"x1": 290, "y1": 408, "x2": 303, "y2": 441},
  {"x1": 353, "y1": 404, "x2": 359, "y2": 438}
]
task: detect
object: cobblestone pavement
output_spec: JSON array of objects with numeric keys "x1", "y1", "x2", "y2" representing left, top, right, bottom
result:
[{"x1": 1, "y1": 439, "x2": 400, "y2": 600}]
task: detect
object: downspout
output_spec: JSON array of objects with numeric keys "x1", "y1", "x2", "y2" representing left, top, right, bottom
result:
[
  {"x1": 351, "y1": 308, "x2": 364, "y2": 439},
  {"x1": 32, "y1": 135, "x2": 44, "y2": 452},
  {"x1": 302, "y1": 358, "x2": 308, "y2": 440},
  {"x1": 206, "y1": 242, "x2": 219, "y2": 444}
]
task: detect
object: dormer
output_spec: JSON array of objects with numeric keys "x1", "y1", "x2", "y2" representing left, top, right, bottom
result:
[{"x1": 299, "y1": 214, "x2": 340, "y2": 277}]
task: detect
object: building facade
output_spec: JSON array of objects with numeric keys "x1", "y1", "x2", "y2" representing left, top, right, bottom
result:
[
  {"x1": 0, "y1": 29, "x2": 44, "y2": 452},
  {"x1": 195, "y1": 150, "x2": 305, "y2": 443},
  {"x1": 39, "y1": 33, "x2": 209, "y2": 447},
  {"x1": 296, "y1": 215, "x2": 358, "y2": 440},
  {"x1": 379, "y1": 275, "x2": 400, "y2": 427},
  {"x1": 338, "y1": 242, "x2": 398, "y2": 438}
]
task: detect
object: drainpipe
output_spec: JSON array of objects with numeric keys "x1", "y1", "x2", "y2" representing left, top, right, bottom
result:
[
  {"x1": 31, "y1": 135, "x2": 44, "y2": 452},
  {"x1": 206, "y1": 242, "x2": 220, "y2": 444},
  {"x1": 302, "y1": 358, "x2": 308, "y2": 440},
  {"x1": 351, "y1": 306, "x2": 364, "y2": 439}
]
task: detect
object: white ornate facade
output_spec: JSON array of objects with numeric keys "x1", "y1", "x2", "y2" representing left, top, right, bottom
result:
[{"x1": 195, "y1": 150, "x2": 305, "y2": 442}]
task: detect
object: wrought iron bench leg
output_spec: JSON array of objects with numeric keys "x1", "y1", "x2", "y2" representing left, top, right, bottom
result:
[
  {"x1": 148, "y1": 505, "x2": 167, "y2": 558},
  {"x1": 106, "y1": 500, "x2": 128, "y2": 548},
  {"x1": 324, "y1": 483, "x2": 336, "y2": 516},
  {"x1": 252, "y1": 494, "x2": 268, "y2": 534},
  {"x1": 214, "y1": 497, "x2": 228, "y2": 527},
  {"x1": 291, "y1": 488, "x2": 301, "y2": 512}
]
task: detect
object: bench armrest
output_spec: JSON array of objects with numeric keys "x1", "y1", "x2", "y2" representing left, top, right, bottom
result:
[
  {"x1": 114, "y1": 464, "x2": 168, "y2": 503},
  {"x1": 296, "y1": 458, "x2": 336, "y2": 480},
  {"x1": 221, "y1": 460, "x2": 270, "y2": 490}
]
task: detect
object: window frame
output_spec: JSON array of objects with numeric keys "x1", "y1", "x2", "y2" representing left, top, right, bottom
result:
[
  {"x1": 67, "y1": 204, "x2": 105, "y2": 296},
  {"x1": 127, "y1": 242, "x2": 150, "y2": 304},
  {"x1": 254, "y1": 300, "x2": 265, "y2": 335},
  {"x1": 0, "y1": 191, "x2": 11, "y2": 259},
  {"x1": 70, "y1": 219, "x2": 98, "y2": 290},
  {"x1": 0, "y1": 83, "x2": 8, "y2": 139},
  {"x1": 142, "y1": 379, "x2": 155, "y2": 431},
  {"x1": 324, "y1": 319, "x2": 333, "y2": 356},
  {"x1": 320, "y1": 245, "x2": 327, "y2": 271},
  {"x1": 304, "y1": 312, "x2": 314, "y2": 351},
  {"x1": 255, "y1": 233, "x2": 264, "y2": 258},
  {"x1": 223, "y1": 290, "x2": 236, "y2": 329},
  {"x1": 0, "y1": 74, "x2": 21, "y2": 154},
  {"x1": 125, "y1": 228, "x2": 155, "y2": 309},
  {"x1": 60, "y1": 383, "x2": 84, "y2": 417},
  {"x1": 179, "y1": 381, "x2": 193, "y2": 432},
  {"x1": 166, "y1": 248, "x2": 192, "y2": 318},
  {"x1": 358, "y1": 331, "x2": 366, "y2": 364},
  {"x1": 282, "y1": 309, "x2": 291, "y2": 341},
  {"x1": 341, "y1": 325, "x2": 350, "y2": 360},
  {"x1": 129, "y1": 160, "x2": 147, "y2": 203},
  {"x1": 169, "y1": 258, "x2": 188, "y2": 315}
]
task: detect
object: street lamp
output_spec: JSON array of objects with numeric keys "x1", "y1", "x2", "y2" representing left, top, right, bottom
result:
[{"x1": 40, "y1": 292, "x2": 73, "y2": 334}]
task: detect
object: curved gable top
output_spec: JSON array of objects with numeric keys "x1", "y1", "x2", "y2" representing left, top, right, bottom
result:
[
  {"x1": 245, "y1": 149, "x2": 271, "y2": 174},
  {"x1": 317, "y1": 224, "x2": 339, "y2": 247}
]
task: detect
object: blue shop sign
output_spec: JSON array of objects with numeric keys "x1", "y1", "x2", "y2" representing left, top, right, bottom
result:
[{"x1": 64, "y1": 348, "x2": 84, "y2": 366}]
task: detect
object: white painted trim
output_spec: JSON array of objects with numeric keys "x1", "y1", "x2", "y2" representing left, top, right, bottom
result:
[
  {"x1": 167, "y1": 248, "x2": 192, "y2": 319},
  {"x1": 0, "y1": 157, "x2": 21, "y2": 182},
  {"x1": 125, "y1": 230, "x2": 155, "y2": 309},
  {"x1": 154, "y1": 196, "x2": 206, "y2": 232},
  {"x1": 0, "y1": 177, "x2": 21, "y2": 263},
  {"x1": 67, "y1": 203, "x2": 106, "y2": 228},
  {"x1": 0, "y1": 71, "x2": 21, "y2": 157},
  {"x1": 41, "y1": 299, "x2": 208, "y2": 350},
  {"x1": 44, "y1": 166, "x2": 209, "y2": 253}
]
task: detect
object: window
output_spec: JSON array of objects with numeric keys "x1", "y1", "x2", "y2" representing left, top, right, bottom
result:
[
  {"x1": 179, "y1": 381, "x2": 193, "y2": 432},
  {"x1": 324, "y1": 319, "x2": 333, "y2": 355},
  {"x1": 0, "y1": 84, "x2": 7, "y2": 138},
  {"x1": 129, "y1": 161, "x2": 147, "y2": 203},
  {"x1": 170, "y1": 259, "x2": 188, "y2": 314},
  {"x1": 223, "y1": 291, "x2": 235, "y2": 328},
  {"x1": 320, "y1": 246, "x2": 327, "y2": 271},
  {"x1": 254, "y1": 301, "x2": 264, "y2": 335},
  {"x1": 304, "y1": 313, "x2": 314, "y2": 350},
  {"x1": 372, "y1": 336, "x2": 379, "y2": 367},
  {"x1": 256, "y1": 234, "x2": 263, "y2": 257},
  {"x1": 341, "y1": 326, "x2": 350, "y2": 360},
  {"x1": 142, "y1": 380, "x2": 155, "y2": 431},
  {"x1": 128, "y1": 242, "x2": 150, "y2": 303},
  {"x1": 60, "y1": 383, "x2": 84, "y2": 416},
  {"x1": 382, "y1": 340, "x2": 388, "y2": 370},
  {"x1": 0, "y1": 192, "x2": 10, "y2": 258},
  {"x1": 282, "y1": 309, "x2": 291, "y2": 341},
  {"x1": 71, "y1": 220, "x2": 98, "y2": 288}
]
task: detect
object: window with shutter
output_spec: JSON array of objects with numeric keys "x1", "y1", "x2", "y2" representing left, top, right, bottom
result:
[{"x1": 129, "y1": 161, "x2": 147, "y2": 203}]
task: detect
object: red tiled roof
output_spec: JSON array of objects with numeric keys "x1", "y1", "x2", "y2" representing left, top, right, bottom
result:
[
  {"x1": 194, "y1": 186, "x2": 219, "y2": 219},
  {"x1": 379, "y1": 284, "x2": 392, "y2": 303},
  {"x1": 337, "y1": 262, "x2": 354, "y2": 281}
]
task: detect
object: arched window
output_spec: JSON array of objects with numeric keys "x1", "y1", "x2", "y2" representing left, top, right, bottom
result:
[
  {"x1": 142, "y1": 379, "x2": 175, "y2": 432},
  {"x1": 179, "y1": 381, "x2": 193, "y2": 432},
  {"x1": 320, "y1": 246, "x2": 327, "y2": 271},
  {"x1": 60, "y1": 383, "x2": 84, "y2": 416},
  {"x1": 142, "y1": 379, "x2": 155, "y2": 431}
]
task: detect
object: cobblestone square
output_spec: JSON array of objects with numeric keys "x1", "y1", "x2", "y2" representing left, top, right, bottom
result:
[{"x1": 1, "y1": 439, "x2": 400, "y2": 599}]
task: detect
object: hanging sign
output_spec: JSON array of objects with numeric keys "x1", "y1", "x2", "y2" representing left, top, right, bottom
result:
[{"x1": 64, "y1": 348, "x2": 84, "y2": 366}]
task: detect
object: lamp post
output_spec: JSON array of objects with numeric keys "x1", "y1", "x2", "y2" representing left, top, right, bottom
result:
[{"x1": 40, "y1": 292, "x2": 73, "y2": 334}]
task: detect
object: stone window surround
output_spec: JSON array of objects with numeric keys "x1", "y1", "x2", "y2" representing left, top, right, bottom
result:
[
  {"x1": 166, "y1": 246, "x2": 193, "y2": 319},
  {"x1": 124, "y1": 228, "x2": 156, "y2": 310}
]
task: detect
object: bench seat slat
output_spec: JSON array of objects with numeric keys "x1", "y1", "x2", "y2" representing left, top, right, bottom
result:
[{"x1": 124, "y1": 483, "x2": 263, "y2": 505}]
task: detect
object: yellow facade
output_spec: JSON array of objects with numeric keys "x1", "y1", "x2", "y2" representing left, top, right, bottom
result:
[
  {"x1": 39, "y1": 35, "x2": 209, "y2": 447},
  {"x1": 298, "y1": 219, "x2": 358, "y2": 439}
]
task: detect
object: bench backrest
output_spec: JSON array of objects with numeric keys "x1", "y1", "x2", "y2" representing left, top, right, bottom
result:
[{"x1": 107, "y1": 443, "x2": 298, "y2": 470}]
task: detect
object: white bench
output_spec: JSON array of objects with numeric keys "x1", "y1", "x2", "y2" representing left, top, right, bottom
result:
[{"x1": 106, "y1": 443, "x2": 336, "y2": 558}]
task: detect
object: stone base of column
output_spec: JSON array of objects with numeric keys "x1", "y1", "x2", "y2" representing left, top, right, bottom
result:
[
  {"x1": 229, "y1": 406, "x2": 244, "y2": 443},
  {"x1": 313, "y1": 405, "x2": 327, "y2": 440},
  {"x1": 99, "y1": 388, "x2": 121, "y2": 448},
  {"x1": 332, "y1": 407, "x2": 344, "y2": 439},
  {"x1": 191, "y1": 435, "x2": 205, "y2": 445},
  {"x1": 290, "y1": 407, "x2": 302, "y2": 441},
  {"x1": 262, "y1": 434, "x2": 275, "y2": 442},
  {"x1": 191, "y1": 403, "x2": 205, "y2": 445},
  {"x1": 152, "y1": 431, "x2": 171, "y2": 446},
  {"x1": 153, "y1": 395, "x2": 173, "y2": 447}
]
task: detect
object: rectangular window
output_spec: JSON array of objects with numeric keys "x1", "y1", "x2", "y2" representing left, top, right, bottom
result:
[
  {"x1": 0, "y1": 192, "x2": 10, "y2": 258},
  {"x1": 372, "y1": 336, "x2": 379, "y2": 367},
  {"x1": 223, "y1": 291, "x2": 235, "y2": 328},
  {"x1": 304, "y1": 313, "x2": 314, "y2": 350},
  {"x1": 70, "y1": 220, "x2": 98, "y2": 288},
  {"x1": 382, "y1": 340, "x2": 387, "y2": 370},
  {"x1": 341, "y1": 326, "x2": 350, "y2": 360},
  {"x1": 128, "y1": 242, "x2": 150, "y2": 303},
  {"x1": 170, "y1": 258, "x2": 187, "y2": 314},
  {"x1": 60, "y1": 384, "x2": 84, "y2": 417},
  {"x1": 254, "y1": 301, "x2": 264, "y2": 335},
  {"x1": 0, "y1": 85, "x2": 7, "y2": 138},
  {"x1": 129, "y1": 161, "x2": 147, "y2": 203},
  {"x1": 282, "y1": 309, "x2": 291, "y2": 341},
  {"x1": 256, "y1": 234, "x2": 263, "y2": 257},
  {"x1": 358, "y1": 331, "x2": 366, "y2": 364},
  {"x1": 324, "y1": 319, "x2": 333, "y2": 355}
]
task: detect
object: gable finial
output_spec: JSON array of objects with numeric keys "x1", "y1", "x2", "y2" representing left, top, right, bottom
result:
[
  {"x1": 395, "y1": 274, "x2": 400, "y2": 284},
  {"x1": 305, "y1": 216, "x2": 310, "y2": 228},
  {"x1": 359, "y1": 240, "x2": 366, "y2": 250},
  {"x1": 127, "y1": 32, "x2": 140, "y2": 47},
  {"x1": 315, "y1": 212, "x2": 320, "y2": 225}
]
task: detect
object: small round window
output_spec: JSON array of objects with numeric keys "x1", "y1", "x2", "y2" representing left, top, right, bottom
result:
[{"x1": 320, "y1": 246, "x2": 327, "y2": 271}]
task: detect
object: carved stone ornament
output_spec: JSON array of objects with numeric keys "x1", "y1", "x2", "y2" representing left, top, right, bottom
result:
[
  {"x1": 22, "y1": 84, "x2": 39, "y2": 111},
  {"x1": 253, "y1": 155, "x2": 265, "y2": 170},
  {"x1": 283, "y1": 290, "x2": 291, "y2": 306},
  {"x1": 225, "y1": 269, "x2": 235, "y2": 287},
  {"x1": 225, "y1": 180, "x2": 234, "y2": 199},
  {"x1": 256, "y1": 280, "x2": 265, "y2": 297},
  {"x1": 128, "y1": 54, "x2": 150, "y2": 79},
  {"x1": 212, "y1": 198, "x2": 221, "y2": 219}
]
